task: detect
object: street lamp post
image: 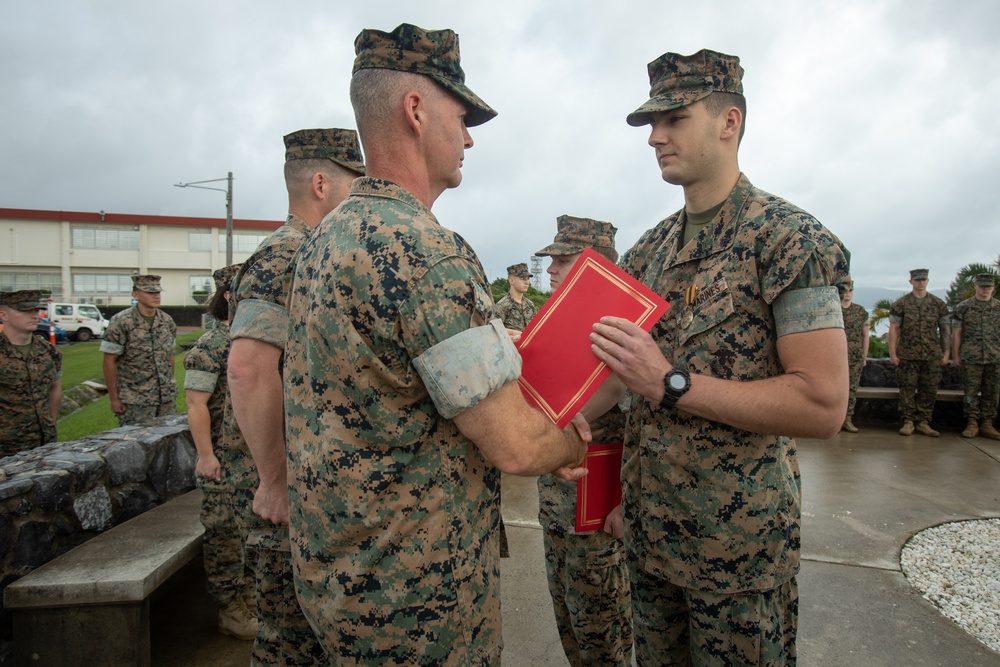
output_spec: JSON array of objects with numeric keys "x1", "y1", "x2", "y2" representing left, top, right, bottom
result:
[{"x1": 174, "y1": 172, "x2": 234, "y2": 264}]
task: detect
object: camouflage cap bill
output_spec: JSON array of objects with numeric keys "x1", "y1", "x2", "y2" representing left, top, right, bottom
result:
[
  {"x1": 974, "y1": 273, "x2": 996, "y2": 286},
  {"x1": 627, "y1": 49, "x2": 744, "y2": 127},
  {"x1": 212, "y1": 263, "x2": 242, "y2": 293},
  {"x1": 535, "y1": 215, "x2": 618, "y2": 257},
  {"x1": 909, "y1": 268, "x2": 929, "y2": 280},
  {"x1": 353, "y1": 23, "x2": 497, "y2": 127},
  {"x1": 0, "y1": 290, "x2": 45, "y2": 311},
  {"x1": 132, "y1": 274, "x2": 162, "y2": 293},
  {"x1": 284, "y1": 128, "x2": 366, "y2": 176},
  {"x1": 506, "y1": 263, "x2": 531, "y2": 279}
]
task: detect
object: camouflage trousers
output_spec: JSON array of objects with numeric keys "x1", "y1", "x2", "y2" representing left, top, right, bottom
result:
[
  {"x1": 961, "y1": 363, "x2": 1000, "y2": 421},
  {"x1": 231, "y1": 486, "x2": 326, "y2": 666},
  {"x1": 117, "y1": 400, "x2": 175, "y2": 426},
  {"x1": 543, "y1": 529, "x2": 633, "y2": 667},
  {"x1": 200, "y1": 488, "x2": 253, "y2": 607},
  {"x1": 630, "y1": 565, "x2": 797, "y2": 667},
  {"x1": 896, "y1": 360, "x2": 942, "y2": 423},
  {"x1": 846, "y1": 360, "x2": 864, "y2": 418}
]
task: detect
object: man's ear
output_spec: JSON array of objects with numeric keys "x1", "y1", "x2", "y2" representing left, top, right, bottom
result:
[
  {"x1": 402, "y1": 89, "x2": 425, "y2": 137},
  {"x1": 720, "y1": 106, "x2": 742, "y2": 141}
]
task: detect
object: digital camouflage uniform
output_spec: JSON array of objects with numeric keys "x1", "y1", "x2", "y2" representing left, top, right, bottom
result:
[
  {"x1": 184, "y1": 320, "x2": 252, "y2": 609},
  {"x1": 495, "y1": 264, "x2": 536, "y2": 332},
  {"x1": 842, "y1": 303, "x2": 869, "y2": 420},
  {"x1": 952, "y1": 295, "x2": 1000, "y2": 422},
  {"x1": 0, "y1": 333, "x2": 61, "y2": 456},
  {"x1": 619, "y1": 173, "x2": 849, "y2": 665},
  {"x1": 285, "y1": 177, "x2": 508, "y2": 666},
  {"x1": 538, "y1": 406, "x2": 632, "y2": 666},
  {"x1": 100, "y1": 305, "x2": 177, "y2": 425},
  {"x1": 532, "y1": 215, "x2": 631, "y2": 666},
  {"x1": 889, "y1": 291, "x2": 950, "y2": 424},
  {"x1": 227, "y1": 213, "x2": 325, "y2": 666},
  {"x1": 494, "y1": 294, "x2": 536, "y2": 331}
]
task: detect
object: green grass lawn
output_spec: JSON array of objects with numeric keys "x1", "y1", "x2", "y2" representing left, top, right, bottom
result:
[{"x1": 56, "y1": 331, "x2": 203, "y2": 442}]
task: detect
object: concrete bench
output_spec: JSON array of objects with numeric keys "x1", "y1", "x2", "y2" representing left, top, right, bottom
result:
[
  {"x1": 857, "y1": 387, "x2": 964, "y2": 402},
  {"x1": 5, "y1": 489, "x2": 204, "y2": 667}
]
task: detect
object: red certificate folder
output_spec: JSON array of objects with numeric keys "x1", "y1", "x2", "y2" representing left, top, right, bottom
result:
[
  {"x1": 515, "y1": 248, "x2": 670, "y2": 428},
  {"x1": 575, "y1": 442, "x2": 624, "y2": 532}
]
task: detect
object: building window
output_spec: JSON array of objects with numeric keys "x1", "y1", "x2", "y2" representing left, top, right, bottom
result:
[
  {"x1": 190, "y1": 275, "x2": 212, "y2": 304},
  {"x1": 72, "y1": 227, "x2": 140, "y2": 250},
  {"x1": 0, "y1": 272, "x2": 62, "y2": 296},
  {"x1": 189, "y1": 232, "x2": 212, "y2": 252},
  {"x1": 221, "y1": 234, "x2": 268, "y2": 254},
  {"x1": 73, "y1": 274, "x2": 134, "y2": 295}
]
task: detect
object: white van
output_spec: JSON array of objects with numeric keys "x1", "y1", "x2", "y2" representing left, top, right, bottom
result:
[{"x1": 46, "y1": 302, "x2": 109, "y2": 342}]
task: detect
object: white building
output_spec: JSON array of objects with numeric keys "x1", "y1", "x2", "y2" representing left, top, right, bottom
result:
[{"x1": 0, "y1": 207, "x2": 282, "y2": 306}]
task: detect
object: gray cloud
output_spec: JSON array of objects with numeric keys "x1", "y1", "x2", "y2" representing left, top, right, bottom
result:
[{"x1": 2, "y1": 0, "x2": 998, "y2": 302}]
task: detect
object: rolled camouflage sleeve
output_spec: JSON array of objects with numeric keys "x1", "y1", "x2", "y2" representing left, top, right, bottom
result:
[{"x1": 413, "y1": 319, "x2": 521, "y2": 418}]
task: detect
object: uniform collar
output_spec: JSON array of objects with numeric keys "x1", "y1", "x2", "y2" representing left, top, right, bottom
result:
[{"x1": 667, "y1": 173, "x2": 754, "y2": 268}]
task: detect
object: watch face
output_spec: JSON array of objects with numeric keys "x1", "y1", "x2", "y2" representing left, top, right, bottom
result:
[{"x1": 669, "y1": 373, "x2": 687, "y2": 391}]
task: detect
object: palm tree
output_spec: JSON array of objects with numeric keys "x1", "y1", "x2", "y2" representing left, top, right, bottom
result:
[
  {"x1": 869, "y1": 298, "x2": 894, "y2": 332},
  {"x1": 948, "y1": 262, "x2": 999, "y2": 309}
]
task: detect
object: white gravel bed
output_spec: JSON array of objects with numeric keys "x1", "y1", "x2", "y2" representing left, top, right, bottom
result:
[{"x1": 900, "y1": 518, "x2": 1000, "y2": 654}]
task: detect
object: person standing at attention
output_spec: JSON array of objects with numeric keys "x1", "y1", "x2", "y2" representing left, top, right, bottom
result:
[
  {"x1": 283, "y1": 23, "x2": 589, "y2": 665},
  {"x1": 184, "y1": 263, "x2": 257, "y2": 641},
  {"x1": 495, "y1": 262, "x2": 536, "y2": 331},
  {"x1": 589, "y1": 49, "x2": 849, "y2": 665},
  {"x1": 888, "y1": 268, "x2": 950, "y2": 436},
  {"x1": 101, "y1": 275, "x2": 177, "y2": 426},
  {"x1": 226, "y1": 128, "x2": 365, "y2": 665},
  {"x1": 534, "y1": 214, "x2": 633, "y2": 667},
  {"x1": 952, "y1": 273, "x2": 1000, "y2": 440},
  {"x1": 840, "y1": 278, "x2": 870, "y2": 433},
  {"x1": 0, "y1": 290, "x2": 61, "y2": 456}
]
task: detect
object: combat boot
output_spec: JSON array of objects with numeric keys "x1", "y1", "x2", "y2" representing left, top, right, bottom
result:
[
  {"x1": 842, "y1": 417, "x2": 859, "y2": 433},
  {"x1": 898, "y1": 420, "x2": 915, "y2": 436},
  {"x1": 961, "y1": 418, "x2": 979, "y2": 438},
  {"x1": 915, "y1": 421, "x2": 940, "y2": 437},
  {"x1": 979, "y1": 420, "x2": 1000, "y2": 441},
  {"x1": 218, "y1": 596, "x2": 257, "y2": 640}
]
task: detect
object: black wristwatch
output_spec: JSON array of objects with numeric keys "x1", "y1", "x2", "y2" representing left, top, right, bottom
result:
[{"x1": 660, "y1": 368, "x2": 691, "y2": 408}]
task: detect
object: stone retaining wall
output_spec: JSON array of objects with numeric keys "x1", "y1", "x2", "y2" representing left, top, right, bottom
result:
[{"x1": 0, "y1": 415, "x2": 195, "y2": 642}]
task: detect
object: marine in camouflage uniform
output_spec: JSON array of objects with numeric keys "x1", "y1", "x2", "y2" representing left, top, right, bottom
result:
[
  {"x1": 284, "y1": 24, "x2": 587, "y2": 666},
  {"x1": 951, "y1": 273, "x2": 1000, "y2": 440},
  {"x1": 183, "y1": 264, "x2": 256, "y2": 638},
  {"x1": 100, "y1": 275, "x2": 177, "y2": 426},
  {"x1": 841, "y1": 280, "x2": 869, "y2": 432},
  {"x1": 534, "y1": 216, "x2": 632, "y2": 666},
  {"x1": 0, "y1": 290, "x2": 62, "y2": 456},
  {"x1": 494, "y1": 263, "x2": 537, "y2": 331},
  {"x1": 225, "y1": 128, "x2": 364, "y2": 665},
  {"x1": 591, "y1": 50, "x2": 850, "y2": 665},
  {"x1": 888, "y1": 269, "x2": 951, "y2": 436}
]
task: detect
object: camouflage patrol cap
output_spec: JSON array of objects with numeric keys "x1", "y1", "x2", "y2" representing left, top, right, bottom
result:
[
  {"x1": 627, "y1": 49, "x2": 744, "y2": 127},
  {"x1": 284, "y1": 128, "x2": 366, "y2": 176},
  {"x1": 506, "y1": 263, "x2": 531, "y2": 279},
  {"x1": 535, "y1": 215, "x2": 618, "y2": 258},
  {"x1": 909, "y1": 269, "x2": 929, "y2": 280},
  {"x1": 974, "y1": 273, "x2": 995, "y2": 286},
  {"x1": 132, "y1": 274, "x2": 162, "y2": 293},
  {"x1": 353, "y1": 23, "x2": 497, "y2": 127},
  {"x1": 212, "y1": 263, "x2": 242, "y2": 293},
  {"x1": 0, "y1": 290, "x2": 45, "y2": 311}
]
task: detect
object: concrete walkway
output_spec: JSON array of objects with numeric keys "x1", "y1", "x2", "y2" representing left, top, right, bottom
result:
[{"x1": 152, "y1": 426, "x2": 1000, "y2": 666}]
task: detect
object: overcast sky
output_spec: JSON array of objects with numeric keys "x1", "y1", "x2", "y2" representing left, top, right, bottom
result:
[{"x1": 3, "y1": 0, "x2": 998, "y2": 299}]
